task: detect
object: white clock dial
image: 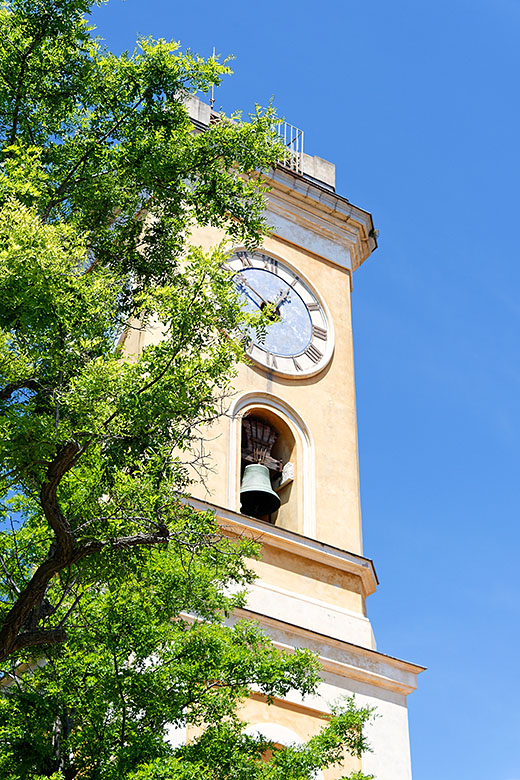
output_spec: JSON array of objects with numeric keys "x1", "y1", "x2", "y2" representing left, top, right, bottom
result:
[{"x1": 224, "y1": 250, "x2": 333, "y2": 378}]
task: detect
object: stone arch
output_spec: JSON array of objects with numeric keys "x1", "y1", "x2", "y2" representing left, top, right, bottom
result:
[{"x1": 243, "y1": 722, "x2": 324, "y2": 780}]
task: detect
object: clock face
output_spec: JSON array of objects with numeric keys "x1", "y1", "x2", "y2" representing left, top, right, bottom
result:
[{"x1": 224, "y1": 249, "x2": 333, "y2": 377}]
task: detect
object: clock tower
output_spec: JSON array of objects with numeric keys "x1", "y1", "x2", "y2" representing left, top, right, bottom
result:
[{"x1": 131, "y1": 96, "x2": 424, "y2": 779}]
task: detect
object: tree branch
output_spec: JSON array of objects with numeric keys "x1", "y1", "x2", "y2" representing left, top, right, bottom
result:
[
  {"x1": 73, "y1": 529, "x2": 170, "y2": 561},
  {"x1": 11, "y1": 628, "x2": 67, "y2": 654},
  {"x1": 41, "y1": 96, "x2": 146, "y2": 221},
  {"x1": 40, "y1": 440, "x2": 82, "y2": 549},
  {"x1": 0, "y1": 552, "x2": 21, "y2": 596},
  {"x1": 0, "y1": 553, "x2": 70, "y2": 661},
  {"x1": 0, "y1": 528, "x2": 169, "y2": 661},
  {"x1": 0, "y1": 379, "x2": 40, "y2": 401},
  {"x1": 0, "y1": 441, "x2": 83, "y2": 660},
  {"x1": 7, "y1": 24, "x2": 50, "y2": 146}
]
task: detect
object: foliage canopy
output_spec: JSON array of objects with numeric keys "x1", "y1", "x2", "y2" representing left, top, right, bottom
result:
[{"x1": 0, "y1": 1, "x2": 375, "y2": 777}]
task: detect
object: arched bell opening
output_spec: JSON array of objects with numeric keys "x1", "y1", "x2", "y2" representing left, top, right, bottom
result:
[
  {"x1": 240, "y1": 409, "x2": 296, "y2": 526},
  {"x1": 243, "y1": 723, "x2": 325, "y2": 780}
]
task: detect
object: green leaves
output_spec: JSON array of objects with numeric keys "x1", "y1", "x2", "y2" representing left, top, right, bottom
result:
[
  {"x1": 0, "y1": 0, "x2": 277, "y2": 663},
  {"x1": 0, "y1": 536, "x2": 374, "y2": 780},
  {"x1": 0, "y1": 0, "x2": 281, "y2": 295},
  {"x1": 0, "y1": 4, "x2": 375, "y2": 778}
]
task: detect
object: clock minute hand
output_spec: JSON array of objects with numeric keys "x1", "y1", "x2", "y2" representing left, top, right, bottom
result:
[{"x1": 239, "y1": 276, "x2": 270, "y2": 307}]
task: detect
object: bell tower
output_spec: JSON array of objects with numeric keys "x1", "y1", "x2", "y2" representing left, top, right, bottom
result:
[{"x1": 133, "y1": 96, "x2": 424, "y2": 779}]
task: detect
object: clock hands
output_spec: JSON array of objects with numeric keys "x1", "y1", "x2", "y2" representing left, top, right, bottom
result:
[
  {"x1": 231, "y1": 253, "x2": 327, "y2": 372},
  {"x1": 237, "y1": 275, "x2": 270, "y2": 308},
  {"x1": 237, "y1": 274, "x2": 291, "y2": 319},
  {"x1": 272, "y1": 287, "x2": 291, "y2": 310}
]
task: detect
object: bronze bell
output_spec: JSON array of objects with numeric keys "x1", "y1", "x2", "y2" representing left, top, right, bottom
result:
[{"x1": 240, "y1": 463, "x2": 281, "y2": 518}]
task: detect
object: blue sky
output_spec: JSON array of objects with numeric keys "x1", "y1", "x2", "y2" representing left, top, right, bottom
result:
[{"x1": 90, "y1": 1, "x2": 520, "y2": 777}]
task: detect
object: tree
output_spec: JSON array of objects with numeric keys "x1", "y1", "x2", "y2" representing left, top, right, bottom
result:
[
  {"x1": 0, "y1": 0, "x2": 279, "y2": 659},
  {"x1": 0, "y1": 520, "x2": 374, "y2": 779},
  {"x1": 0, "y1": 1, "x2": 375, "y2": 777}
]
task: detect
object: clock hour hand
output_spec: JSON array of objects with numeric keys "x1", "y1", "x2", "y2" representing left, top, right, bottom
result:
[{"x1": 273, "y1": 287, "x2": 291, "y2": 309}]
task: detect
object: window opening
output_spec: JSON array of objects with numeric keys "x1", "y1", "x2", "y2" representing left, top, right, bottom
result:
[
  {"x1": 239, "y1": 411, "x2": 296, "y2": 525},
  {"x1": 240, "y1": 417, "x2": 282, "y2": 520}
]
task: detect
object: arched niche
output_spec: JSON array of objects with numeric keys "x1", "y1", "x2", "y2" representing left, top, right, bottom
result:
[
  {"x1": 240, "y1": 409, "x2": 296, "y2": 526},
  {"x1": 228, "y1": 392, "x2": 316, "y2": 538},
  {"x1": 243, "y1": 723, "x2": 324, "y2": 780}
]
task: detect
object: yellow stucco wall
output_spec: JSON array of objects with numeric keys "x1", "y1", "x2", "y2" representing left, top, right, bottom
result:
[
  {"x1": 238, "y1": 696, "x2": 361, "y2": 779},
  {"x1": 184, "y1": 223, "x2": 363, "y2": 555},
  {"x1": 249, "y1": 544, "x2": 365, "y2": 615}
]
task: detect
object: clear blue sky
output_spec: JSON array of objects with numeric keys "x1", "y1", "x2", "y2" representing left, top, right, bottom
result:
[{"x1": 90, "y1": 1, "x2": 520, "y2": 777}]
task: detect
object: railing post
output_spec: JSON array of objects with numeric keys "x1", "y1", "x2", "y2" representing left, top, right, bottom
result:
[{"x1": 276, "y1": 122, "x2": 304, "y2": 175}]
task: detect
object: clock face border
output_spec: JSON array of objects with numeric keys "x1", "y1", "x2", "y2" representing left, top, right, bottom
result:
[{"x1": 225, "y1": 248, "x2": 335, "y2": 379}]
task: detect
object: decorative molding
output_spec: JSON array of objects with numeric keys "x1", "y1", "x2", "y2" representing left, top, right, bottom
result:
[
  {"x1": 266, "y1": 167, "x2": 377, "y2": 272},
  {"x1": 185, "y1": 496, "x2": 378, "y2": 597},
  {"x1": 249, "y1": 578, "x2": 374, "y2": 625},
  {"x1": 266, "y1": 205, "x2": 354, "y2": 273},
  {"x1": 246, "y1": 578, "x2": 376, "y2": 649},
  {"x1": 233, "y1": 609, "x2": 425, "y2": 696}
]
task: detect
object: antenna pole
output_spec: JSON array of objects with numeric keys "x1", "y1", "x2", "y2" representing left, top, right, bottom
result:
[{"x1": 210, "y1": 47, "x2": 216, "y2": 110}]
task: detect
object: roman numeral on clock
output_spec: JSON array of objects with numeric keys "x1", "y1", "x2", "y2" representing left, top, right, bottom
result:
[
  {"x1": 262, "y1": 255, "x2": 278, "y2": 274},
  {"x1": 266, "y1": 351, "x2": 278, "y2": 369},
  {"x1": 312, "y1": 325, "x2": 327, "y2": 340},
  {"x1": 236, "y1": 251, "x2": 252, "y2": 267},
  {"x1": 243, "y1": 337, "x2": 254, "y2": 353},
  {"x1": 305, "y1": 344, "x2": 323, "y2": 364},
  {"x1": 292, "y1": 357, "x2": 303, "y2": 372},
  {"x1": 307, "y1": 302, "x2": 320, "y2": 312}
]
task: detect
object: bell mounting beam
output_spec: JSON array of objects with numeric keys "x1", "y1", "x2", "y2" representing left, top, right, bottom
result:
[{"x1": 242, "y1": 418, "x2": 282, "y2": 473}]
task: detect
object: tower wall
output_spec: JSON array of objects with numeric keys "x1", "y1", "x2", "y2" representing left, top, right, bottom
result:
[{"x1": 127, "y1": 96, "x2": 424, "y2": 778}]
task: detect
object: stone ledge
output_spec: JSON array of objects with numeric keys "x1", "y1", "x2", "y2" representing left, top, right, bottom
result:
[
  {"x1": 186, "y1": 496, "x2": 378, "y2": 597},
  {"x1": 233, "y1": 609, "x2": 425, "y2": 696}
]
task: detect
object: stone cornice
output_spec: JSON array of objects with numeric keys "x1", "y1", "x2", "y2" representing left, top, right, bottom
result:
[
  {"x1": 265, "y1": 166, "x2": 377, "y2": 273},
  {"x1": 186, "y1": 496, "x2": 378, "y2": 597},
  {"x1": 233, "y1": 609, "x2": 425, "y2": 696},
  {"x1": 182, "y1": 95, "x2": 377, "y2": 273}
]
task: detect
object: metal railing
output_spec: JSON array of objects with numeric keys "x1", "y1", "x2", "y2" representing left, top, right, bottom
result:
[{"x1": 276, "y1": 122, "x2": 304, "y2": 175}]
